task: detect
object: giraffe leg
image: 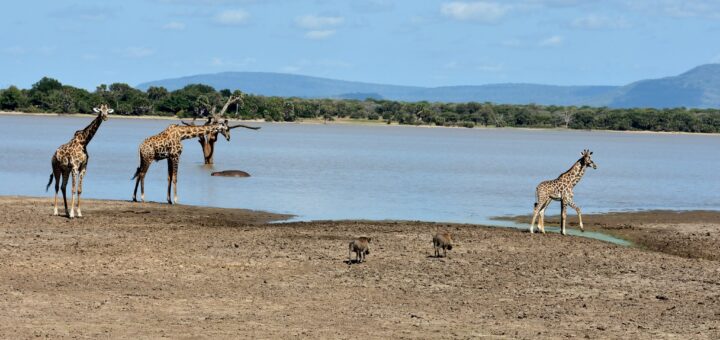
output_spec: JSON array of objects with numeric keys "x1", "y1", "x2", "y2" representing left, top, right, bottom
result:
[
  {"x1": 76, "y1": 169, "x2": 86, "y2": 217},
  {"x1": 132, "y1": 177, "x2": 140, "y2": 202},
  {"x1": 560, "y1": 201, "x2": 568, "y2": 235},
  {"x1": 60, "y1": 171, "x2": 70, "y2": 217},
  {"x1": 133, "y1": 160, "x2": 150, "y2": 202},
  {"x1": 172, "y1": 157, "x2": 179, "y2": 204},
  {"x1": 530, "y1": 205, "x2": 539, "y2": 234},
  {"x1": 538, "y1": 200, "x2": 550, "y2": 234},
  {"x1": 52, "y1": 169, "x2": 61, "y2": 216},
  {"x1": 140, "y1": 174, "x2": 146, "y2": 202},
  {"x1": 567, "y1": 201, "x2": 584, "y2": 232},
  {"x1": 166, "y1": 159, "x2": 173, "y2": 204},
  {"x1": 69, "y1": 170, "x2": 78, "y2": 219}
]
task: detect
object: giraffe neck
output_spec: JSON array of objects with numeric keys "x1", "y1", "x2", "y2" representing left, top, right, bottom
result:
[
  {"x1": 77, "y1": 113, "x2": 104, "y2": 146},
  {"x1": 177, "y1": 125, "x2": 218, "y2": 141},
  {"x1": 559, "y1": 160, "x2": 586, "y2": 187}
]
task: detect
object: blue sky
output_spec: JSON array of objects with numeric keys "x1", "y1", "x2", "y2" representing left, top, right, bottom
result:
[{"x1": 2, "y1": 0, "x2": 719, "y2": 89}]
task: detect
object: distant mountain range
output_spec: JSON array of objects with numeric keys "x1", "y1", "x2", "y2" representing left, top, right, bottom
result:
[{"x1": 137, "y1": 64, "x2": 720, "y2": 108}]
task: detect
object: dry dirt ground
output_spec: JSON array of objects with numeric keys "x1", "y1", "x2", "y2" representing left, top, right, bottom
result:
[{"x1": 1, "y1": 197, "x2": 719, "y2": 339}]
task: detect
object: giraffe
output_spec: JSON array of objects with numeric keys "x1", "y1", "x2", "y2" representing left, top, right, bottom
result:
[
  {"x1": 131, "y1": 120, "x2": 231, "y2": 204},
  {"x1": 46, "y1": 104, "x2": 114, "y2": 218},
  {"x1": 530, "y1": 149, "x2": 597, "y2": 235}
]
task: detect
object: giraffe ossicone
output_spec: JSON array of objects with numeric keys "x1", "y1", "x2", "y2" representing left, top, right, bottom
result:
[{"x1": 529, "y1": 149, "x2": 597, "y2": 236}]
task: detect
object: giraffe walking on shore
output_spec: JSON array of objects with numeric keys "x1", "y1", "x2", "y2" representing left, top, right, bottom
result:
[
  {"x1": 530, "y1": 149, "x2": 597, "y2": 235},
  {"x1": 131, "y1": 120, "x2": 232, "y2": 204},
  {"x1": 46, "y1": 104, "x2": 114, "y2": 218}
]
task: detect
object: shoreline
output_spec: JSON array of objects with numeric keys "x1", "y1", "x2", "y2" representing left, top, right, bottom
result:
[
  {"x1": 495, "y1": 210, "x2": 720, "y2": 261},
  {"x1": 3, "y1": 110, "x2": 720, "y2": 136}
]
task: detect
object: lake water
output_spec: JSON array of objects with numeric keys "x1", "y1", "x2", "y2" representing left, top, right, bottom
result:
[{"x1": 2, "y1": 114, "x2": 719, "y2": 233}]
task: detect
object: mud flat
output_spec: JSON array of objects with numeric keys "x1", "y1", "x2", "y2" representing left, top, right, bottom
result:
[
  {"x1": 500, "y1": 210, "x2": 720, "y2": 262},
  {"x1": 0, "y1": 196, "x2": 718, "y2": 338}
]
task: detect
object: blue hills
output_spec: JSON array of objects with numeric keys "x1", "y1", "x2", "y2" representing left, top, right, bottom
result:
[{"x1": 137, "y1": 64, "x2": 720, "y2": 109}]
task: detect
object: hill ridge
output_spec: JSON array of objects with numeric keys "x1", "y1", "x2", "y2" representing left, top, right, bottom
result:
[{"x1": 137, "y1": 64, "x2": 720, "y2": 108}]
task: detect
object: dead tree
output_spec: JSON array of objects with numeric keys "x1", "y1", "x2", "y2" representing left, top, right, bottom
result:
[{"x1": 182, "y1": 94, "x2": 260, "y2": 165}]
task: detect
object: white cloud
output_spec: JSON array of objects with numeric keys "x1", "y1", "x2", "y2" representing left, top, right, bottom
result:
[
  {"x1": 499, "y1": 39, "x2": 523, "y2": 48},
  {"x1": 157, "y1": 0, "x2": 258, "y2": 4},
  {"x1": 214, "y1": 9, "x2": 249, "y2": 25},
  {"x1": 476, "y1": 63, "x2": 504, "y2": 72},
  {"x1": 304, "y1": 30, "x2": 336, "y2": 40},
  {"x1": 571, "y1": 15, "x2": 630, "y2": 29},
  {"x1": 124, "y1": 47, "x2": 155, "y2": 58},
  {"x1": 520, "y1": 0, "x2": 592, "y2": 7},
  {"x1": 211, "y1": 56, "x2": 256, "y2": 67},
  {"x1": 162, "y1": 21, "x2": 186, "y2": 30},
  {"x1": 626, "y1": 0, "x2": 720, "y2": 19},
  {"x1": 50, "y1": 4, "x2": 119, "y2": 21},
  {"x1": 443, "y1": 60, "x2": 504, "y2": 72},
  {"x1": 282, "y1": 65, "x2": 301, "y2": 73},
  {"x1": 443, "y1": 61, "x2": 459, "y2": 69},
  {"x1": 295, "y1": 15, "x2": 344, "y2": 40},
  {"x1": 295, "y1": 15, "x2": 344, "y2": 30},
  {"x1": 440, "y1": 1, "x2": 510, "y2": 23},
  {"x1": 538, "y1": 35, "x2": 564, "y2": 47},
  {"x1": 282, "y1": 59, "x2": 352, "y2": 73},
  {"x1": 3, "y1": 46, "x2": 27, "y2": 56},
  {"x1": 350, "y1": 0, "x2": 394, "y2": 13}
]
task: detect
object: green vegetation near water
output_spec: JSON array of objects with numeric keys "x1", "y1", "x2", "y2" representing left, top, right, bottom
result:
[{"x1": 2, "y1": 77, "x2": 720, "y2": 133}]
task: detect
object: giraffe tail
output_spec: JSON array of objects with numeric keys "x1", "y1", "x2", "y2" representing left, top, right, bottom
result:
[
  {"x1": 45, "y1": 173, "x2": 54, "y2": 192},
  {"x1": 131, "y1": 167, "x2": 141, "y2": 180}
]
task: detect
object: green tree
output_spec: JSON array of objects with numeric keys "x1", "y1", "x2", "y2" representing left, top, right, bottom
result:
[{"x1": 0, "y1": 86, "x2": 27, "y2": 110}]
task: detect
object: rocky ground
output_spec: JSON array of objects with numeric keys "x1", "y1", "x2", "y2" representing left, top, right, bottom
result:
[{"x1": 1, "y1": 196, "x2": 719, "y2": 339}]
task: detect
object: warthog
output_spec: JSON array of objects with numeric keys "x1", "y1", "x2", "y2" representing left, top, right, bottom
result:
[
  {"x1": 348, "y1": 237, "x2": 371, "y2": 263},
  {"x1": 433, "y1": 232, "x2": 453, "y2": 257}
]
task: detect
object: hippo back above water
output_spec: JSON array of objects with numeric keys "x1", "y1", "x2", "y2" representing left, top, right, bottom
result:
[{"x1": 211, "y1": 170, "x2": 251, "y2": 177}]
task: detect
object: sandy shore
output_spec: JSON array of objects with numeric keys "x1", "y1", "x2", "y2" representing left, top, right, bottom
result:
[{"x1": 1, "y1": 197, "x2": 719, "y2": 338}]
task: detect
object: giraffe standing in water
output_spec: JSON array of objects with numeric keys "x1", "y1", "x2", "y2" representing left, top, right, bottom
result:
[
  {"x1": 132, "y1": 121, "x2": 232, "y2": 204},
  {"x1": 530, "y1": 149, "x2": 597, "y2": 235},
  {"x1": 46, "y1": 104, "x2": 114, "y2": 218}
]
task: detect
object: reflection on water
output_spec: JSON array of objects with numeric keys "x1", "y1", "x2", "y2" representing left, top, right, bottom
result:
[{"x1": 1, "y1": 114, "x2": 719, "y2": 237}]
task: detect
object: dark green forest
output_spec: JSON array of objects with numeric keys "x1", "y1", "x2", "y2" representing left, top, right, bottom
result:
[{"x1": 2, "y1": 77, "x2": 720, "y2": 133}]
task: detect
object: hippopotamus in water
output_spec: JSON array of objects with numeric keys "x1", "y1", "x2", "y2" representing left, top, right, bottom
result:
[{"x1": 211, "y1": 170, "x2": 251, "y2": 177}]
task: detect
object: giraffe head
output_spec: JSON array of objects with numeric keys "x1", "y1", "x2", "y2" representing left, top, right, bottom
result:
[
  {"x1": 580, "y1": 149, "x2": 597, "y2": 169},
  {"x1": 92, "y1": 104, "x2": 114, "y2": 121},
  {"x1": 216, "y1": 119, "x2": 231, "y2": 141}
]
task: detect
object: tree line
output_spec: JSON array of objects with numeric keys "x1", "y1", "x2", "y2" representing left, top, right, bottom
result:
[{"x1": 2, "y1": 76, "x2": 720, "y2": 133}]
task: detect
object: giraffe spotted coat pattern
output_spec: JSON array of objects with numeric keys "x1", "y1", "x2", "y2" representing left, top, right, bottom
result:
[
  {"x1": 46, "y1": 104, "x2": 113, "y2": 218},
  {"x1": 530, "y1": 149, "x2": 597, "y2": 235},
  {"x1": 132, "y1": 121, "x2": 231, "y2": 204}
]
